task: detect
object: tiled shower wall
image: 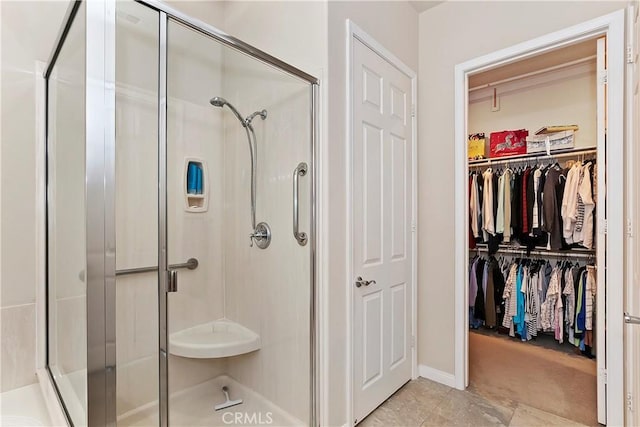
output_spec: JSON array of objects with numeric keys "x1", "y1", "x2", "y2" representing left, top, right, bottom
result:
[
  {"x1": 114, "y1": 4, "x2": 229, "y2": 416},
  {"x1": 0, "y1": 1, "x2": 68, "y2": 392},
  {"x1": 221, "y1": 48, "x2": 313, "y2": 423}
]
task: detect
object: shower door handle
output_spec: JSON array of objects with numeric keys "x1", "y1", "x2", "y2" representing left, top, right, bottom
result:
[
  {"x1": 293, "y1": 162, "x2": 308, "y2": 246},
  {"x1": 167, "y1": 270, "x2": 178, "y2": 293}
]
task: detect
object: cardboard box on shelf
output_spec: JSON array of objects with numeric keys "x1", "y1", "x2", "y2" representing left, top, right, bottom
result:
[{"x1": 527, "y1": 130, "x2": 575, "y2": 154}]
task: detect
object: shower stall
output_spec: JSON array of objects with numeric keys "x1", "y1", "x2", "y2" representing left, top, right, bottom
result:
[{"x1": 44, "y1": 1, "x2": 318, "y2": 425}]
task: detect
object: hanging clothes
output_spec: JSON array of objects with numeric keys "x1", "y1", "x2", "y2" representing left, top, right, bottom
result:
[
  {"x1": 542, "y1": 167, "x2": 564, "y2": 250},
  {"x1": 502, "y1": 264, "x2": 518, "y2": 333},
  {"x1": 471, "y1": 153, "x2": 596, "y2": 251},
  {"x1": 562, "y1": 162, "x2": 582, "y2": 243},
  {"x1": 576, "y1": 163, "x2": 595, "y2": 249},
  {"x1": 496, "y1": 173, "x2": 505, "y2": 235},
  {"x1": 469, "y1": 175, "x2": 478, "y2": 249},
  {"x1": 503, "y1": 169, "x2": 513, "y2": 242},
  {"x1": 471, "y1": 254, "x2": 597, "y2": 356},
  {"x1": 482, "y1": 169, "x2": 495, "y2": 241},
  {"x1": 485, "y1": 260, "x2": 497, "y2": 327}
]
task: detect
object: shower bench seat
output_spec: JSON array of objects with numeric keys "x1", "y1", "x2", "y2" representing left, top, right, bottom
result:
[{"x1": 169, "y1": 319, "x2": 260, "y2": 359}]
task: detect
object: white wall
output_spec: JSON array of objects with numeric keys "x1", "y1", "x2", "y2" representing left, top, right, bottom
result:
[
  {"x1": 327, "y1": 3, "x2": 418, "y2": 425},
  {"x1": 222, "y1": 1, "x2": 327, "y2": 79},
  {"x1": 0, "y1": 0, "x2": 68, "y2": 392},
  {"x1": 469, "y1": 68, "x2": 597, "y2": 149},
  {"x1": 417, "y1": 0, "x2": 626, "y2": 376}
]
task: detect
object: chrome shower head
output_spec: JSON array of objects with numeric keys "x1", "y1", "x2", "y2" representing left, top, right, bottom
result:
[
  {"x1": 210, "y1": 97, "x2": 246, "y2": 127},
  {"x1": 209, "y1": 96, "x2": 227, "y2": 108}
]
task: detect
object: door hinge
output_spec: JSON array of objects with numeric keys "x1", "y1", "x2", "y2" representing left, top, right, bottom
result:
[
  {"x1": 411, "y1": 335, "x2": 416, "y2": 348},
  {"x1": 601, "y1": 368, "x2": 608, "y2": 384},
  {"x1": 411, "y1": 221, "x2": 417, "y2": 233},
  {"x1": 599, "y1": 70, "x2": 608, "y2": 85},
  {"x1": 411, "y1": 104, "x2": 416, "y2": 118},
  {"x1": 627, "y1": 45, "x2": 636, "y2": 64},
  {"x1": 628, "y1": 219, "x2": 633, "y2": 237},
  {"x1": 602, "y1": 219, "x2": 608, "y2": 235},
  {"x1": 627, "y1": 392, "x2": 634, "y2": 413}
]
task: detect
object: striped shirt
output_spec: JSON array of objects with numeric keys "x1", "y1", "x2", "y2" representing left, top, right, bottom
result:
[{"x1": 502, "y1": 265, "x2": 518, "y2": 332}]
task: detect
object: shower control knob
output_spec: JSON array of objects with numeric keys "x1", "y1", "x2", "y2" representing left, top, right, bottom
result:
[{"x1": 249, "y1": 222, "x2": 272, "y2": 249}]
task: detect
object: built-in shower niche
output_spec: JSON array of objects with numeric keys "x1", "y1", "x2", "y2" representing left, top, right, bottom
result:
[
  {"x1": 168, "y1": 319, "x2": 260, "y2": 359},
  {"x1": 183, "y1": 158, "x2": 209, "y2": 213}
]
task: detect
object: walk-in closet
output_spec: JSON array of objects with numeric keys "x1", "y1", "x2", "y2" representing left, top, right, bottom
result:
[{"x1": 466, "y1": 37, "x2": 607, "y2": 426}]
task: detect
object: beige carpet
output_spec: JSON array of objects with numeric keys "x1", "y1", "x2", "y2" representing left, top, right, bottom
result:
[{"x1": 469, "y1": 332, "x2": 598, "y2": 426}]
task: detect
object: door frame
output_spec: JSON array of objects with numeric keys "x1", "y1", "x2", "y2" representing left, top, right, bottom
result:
[
  {"x1": 625, "y1": 2, "x2": 639, "y2": 424},
  {"x1": 453, "y1": 9, "x2": 626, "y2": 426},
  {"x1": 346, "y1": 19, "x2": 418, "y2": 426}
]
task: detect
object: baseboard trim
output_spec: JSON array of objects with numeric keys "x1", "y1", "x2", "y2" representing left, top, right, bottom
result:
[{"x1": 418, "y1": 365, "x2": 456, "y2": 388}]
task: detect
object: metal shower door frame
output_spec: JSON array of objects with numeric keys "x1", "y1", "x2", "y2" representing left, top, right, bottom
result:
[
  {"x1": 43, "y1": 0, "x2": 117, "y2": 425},
  {"x1": 143, "y1": 1, "x2": 320, "y2": 426},
  {"x1": 44, "y1": 0, "x2": 318, "y2": 424}
]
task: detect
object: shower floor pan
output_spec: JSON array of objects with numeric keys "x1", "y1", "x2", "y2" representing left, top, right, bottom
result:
[
  {"x1": 169, "y1": 319, "x2": 260, "y2": 358},
  {"x1": 118, "y1": 375, "x2": 305, "y2": 426}
]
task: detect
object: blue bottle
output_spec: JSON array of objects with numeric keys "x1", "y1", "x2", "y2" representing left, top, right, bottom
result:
[
  {"x1": 187, "y1": 162, "x2": 198, "y2": 194},
  {"x1": 195, "y1": 164, "x2": 203, "y2": 194}
]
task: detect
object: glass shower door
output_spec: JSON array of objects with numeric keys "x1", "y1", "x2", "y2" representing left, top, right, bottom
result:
[
  {"x1": 113, "y1": 1, "x2": 160, "y2": 425},
  {"x1": 46, "y1": 3, "x2": 87, "y2": 425},
  {"x1": 46, "y1": 1, "x2": 118, "y2": 424},
  {"x1": 162, "y1": 19, "x2": 314, "y2": 426}
]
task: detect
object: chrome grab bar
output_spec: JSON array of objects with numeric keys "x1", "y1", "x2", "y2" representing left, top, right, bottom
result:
[
  {"x1": 78, "y1": 258, "x2": 199, "y2": 281},
  {"x1": 624, "y1": 312, "x2": 640, "y2": 325},
  {"x1": 116, "y1": 258, "x2": 198, "y2": 276},
  {"x1": 293, "y1": 162, "x2": 308, "y2": 246}
]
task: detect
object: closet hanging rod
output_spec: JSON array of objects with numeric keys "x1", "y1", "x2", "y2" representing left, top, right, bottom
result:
[
  {"x1": 468, "y1": 55, "x2": 596, "y2": 93},
  {"x1": 469, "y1": 146, "x2": 597, "y2": 168},
  {"x1": 474, "y1": 245, "x2": 595, "y2": 260}
]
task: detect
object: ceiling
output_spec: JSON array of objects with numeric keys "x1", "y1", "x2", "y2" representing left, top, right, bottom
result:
[
  {"x1": 469, "y1": 38, "x2": 598, "y2": 88},
  {"x1": 409, "y1": 1, "x2": 445, "y2": 13}
]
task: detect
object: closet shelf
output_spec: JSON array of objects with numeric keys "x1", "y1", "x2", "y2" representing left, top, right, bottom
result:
[
  {"x1": 473, "y1": 244, "x2": 595, "y2": 260},
  {"x1": 468, "y1": 146, "x2": 597, "y2": 168}
]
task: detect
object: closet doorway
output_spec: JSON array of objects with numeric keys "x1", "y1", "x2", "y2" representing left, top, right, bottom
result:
[{"x1": 453, "y1": 11, "x2": 625, "y2": 426}]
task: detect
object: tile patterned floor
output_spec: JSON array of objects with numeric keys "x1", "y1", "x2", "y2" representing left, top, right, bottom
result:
[{"x1": 359, "y1": 378, "x2": 588, "y2": 427}]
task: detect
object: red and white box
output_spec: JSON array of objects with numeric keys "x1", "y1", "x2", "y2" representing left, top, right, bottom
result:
[{"x1": 489, "y1": 129, "x2": 528, "y2": 158}]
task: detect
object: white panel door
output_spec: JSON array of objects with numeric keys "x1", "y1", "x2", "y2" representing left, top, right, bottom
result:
[{"x1": 352, "y1": 38, "x2": 413, "y2": 424}]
